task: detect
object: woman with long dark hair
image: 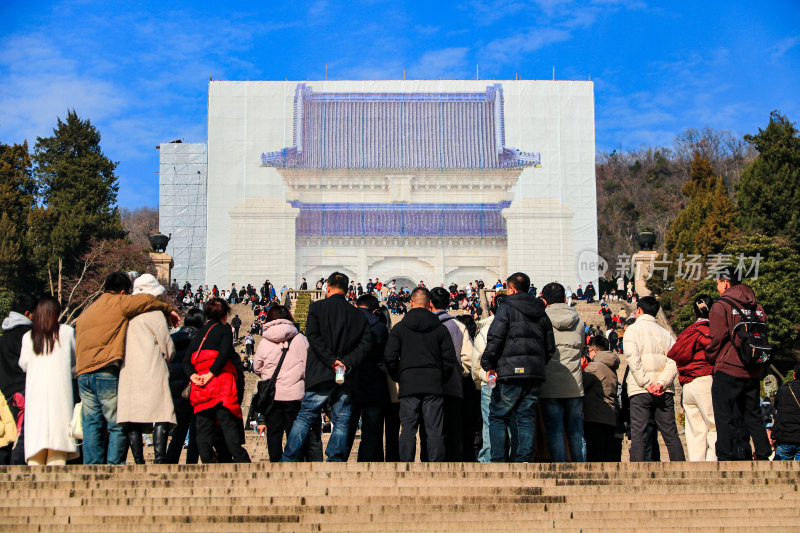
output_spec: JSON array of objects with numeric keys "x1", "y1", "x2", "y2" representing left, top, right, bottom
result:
[
  {"x1": 184, "y1": 298, "x2": 250, "y2": 463},
  {"x1": 18, "y1": 296, "x2": 79, "y2": 465}
]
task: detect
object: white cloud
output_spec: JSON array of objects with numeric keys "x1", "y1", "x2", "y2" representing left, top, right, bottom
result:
[
  {"x1": 482, "y1": 28, "x2": 572, "y2": 65},
  {"x1": 770, "y1": 35, "x2": 800, "y2": 61},
  {"x1": 411, "y1": 47, "x2": 470, "y2": 79}
]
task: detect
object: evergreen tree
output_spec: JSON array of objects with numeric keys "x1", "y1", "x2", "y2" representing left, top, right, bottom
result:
[
  {"x1": 736, "y1": 111, "x2": 800, "y2": 247},
  {"x1": 0, "y1": 142, "x2": 36, "y2": 290},
  {"x1": 29, "y1": 111, "x2": 125, "y2": 284},
  {"x1": 666, "y1": 153, "x2": 738, "y2": 257}
]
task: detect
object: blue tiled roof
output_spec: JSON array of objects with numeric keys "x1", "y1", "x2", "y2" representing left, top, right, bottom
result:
[
  {"x1": 292, "y1": 202, "x2": 511, "y2": 237},
  {"x1": 262, "y1": 84, "x2": 539, "y2": 170}
]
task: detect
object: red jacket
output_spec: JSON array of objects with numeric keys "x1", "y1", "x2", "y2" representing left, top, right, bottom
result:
[
  {"x1": 667, "y1": 319, "x2": 712, "y2": 384},
  {"x1": 705, "y1": 285, "x2": 767, "y2": 380},
  {"x1": 190, "y1": 347, "x2": 242, "y2": 418}
]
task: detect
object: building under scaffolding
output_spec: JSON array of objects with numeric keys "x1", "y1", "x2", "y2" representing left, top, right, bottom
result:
[{"x1": 158, "y1": 141, "x2": 207, "y2": 287}]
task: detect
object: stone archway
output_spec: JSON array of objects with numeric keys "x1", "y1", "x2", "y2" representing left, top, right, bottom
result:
[{"x1": 390, "y1": 276, "x2": 417, "y2": 291}]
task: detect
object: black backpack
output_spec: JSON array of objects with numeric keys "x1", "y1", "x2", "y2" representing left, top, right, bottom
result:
[{"x1": 718, "y1": 297, "x2": 772, "y2": 367}]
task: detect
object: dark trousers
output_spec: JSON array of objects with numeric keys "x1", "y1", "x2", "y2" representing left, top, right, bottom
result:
[
  {"x1": 166, "y1": 400, "x2": 198, "y2": 464},
  {"x1": 195, "y1": 404, "x2": 251, "y2": 463},
  {"x1": 629, "y1": 393, "x2": 685, "y2": 462},
  {"x1": 266, "y1": 400, "x2": 301, "y2": 462},
  {"x1": 584, "y1": 421, "x2": 618, "y2": 462},
  {"x1": 384, "y1": 402, "x2": 401, "y2": 461},
  {"x1": 712, "y1": 371, "x2": 772, "y2": 460},
  {"x1": 420, "y1": 395, "x2": 462, "y2": 461},
  {"x1": 346, "y1": 401, "x2": 385, "y2": 462},
  {"x1": 460, "y1": 377, "x2": 480, "y2": 462},
  {"x1": 399, "y1": 394, "x2": 444, "y2": 462}
]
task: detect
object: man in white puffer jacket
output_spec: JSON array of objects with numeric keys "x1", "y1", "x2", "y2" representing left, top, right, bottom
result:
[{"x1": 624, "y1": 296, "x2": 685, "y2": 462}]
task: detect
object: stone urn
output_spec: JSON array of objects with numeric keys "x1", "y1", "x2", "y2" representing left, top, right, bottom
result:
[
  {"x1": 149, "y1": 232, "x2": 171, "y2": 253},
  {"x1": 636, "y1": 231, "x2": 656, "y2": 251}
]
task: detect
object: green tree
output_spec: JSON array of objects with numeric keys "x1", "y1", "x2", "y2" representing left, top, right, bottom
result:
[
  {"x1": 666, "y1": 153, "x2": 738, "y2": 257},
  {"x1": 736, "y1": 111, "x2": 800, "y2": 248},
  {"x1": 0, "y1": 142, "x2": 36, "y2": 290},
  {"x1": 29, "y1": 111, "x2": 125, "y2": 287}
]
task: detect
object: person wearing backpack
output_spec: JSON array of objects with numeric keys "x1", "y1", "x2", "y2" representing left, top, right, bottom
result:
[{"x1": 706, "y1": 266, "x2": 771, "y2": 461}]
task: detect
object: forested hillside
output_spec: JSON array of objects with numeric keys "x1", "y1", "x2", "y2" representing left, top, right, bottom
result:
[{"x1": 595, "y1": 127, "x2": 755, "y2": 267}]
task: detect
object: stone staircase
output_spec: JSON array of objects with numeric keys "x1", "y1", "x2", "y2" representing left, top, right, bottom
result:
[{"x1": 2, "y1": 461, "x2": 798, "y2": 531}]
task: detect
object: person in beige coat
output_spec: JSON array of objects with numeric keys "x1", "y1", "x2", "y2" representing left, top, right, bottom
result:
[
  {"x1": 623, "y1": 296, "x2": 685, "y2": 462},
  {"x1": 117, "y1": 274, "x2": 177, "y2": 464}
]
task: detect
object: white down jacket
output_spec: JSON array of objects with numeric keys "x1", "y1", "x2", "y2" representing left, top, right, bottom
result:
[{"x1": 623, "y1": 314, "x2": 678, "y2": 397}]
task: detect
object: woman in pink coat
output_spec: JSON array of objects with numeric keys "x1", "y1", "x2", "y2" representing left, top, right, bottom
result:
[{"x1": 252, "y1": 305, "x2": 309, "y2": 461}]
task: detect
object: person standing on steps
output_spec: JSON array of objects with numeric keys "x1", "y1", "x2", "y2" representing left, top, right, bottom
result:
[
  {"x1": 430, "y1": 287, "x2": 473, "y2": 461},
  {"x1": 667, "y1": 295, "x2": 716, "y2": 461},
  {"x1": 384, "y1": 287, "x2": 457, "y2": 462},
  {"x1": 231, "y1": 314, "x2": 242, "y2": 342},
  {"x1": 772, "y1": 361, "x2": 800, "y2": 461},
  {"x1": 0, "y1": 293, "x2": 37, "y2": 465},
  {"x1": 282, "y1": 272, "x2": 372, "y2": 462},
  {"x1": 185, "y1": 297, "x2": 250, "y2": 463},
  {"x1": 117, "y1": 274, "x2": 177, "y2": 465},
  {"x1": 581, "y1": 335, "x2": 620, "y2": 462},
  {"x1": 76, "y1": 272, "x2": 180, "y2": 465},
  {"x1": 540, "y1": 282, "x2": 586, "y2": 462},
  {"x1": 481, "y1": 272, "x2": 555, "y2": 463},
  {"x1": 624, "y1": 296, "x2": 685, "y2": 462},
  {"x1": 18, "y1": 296, "x2": 79, "y2": 466},
  {"x1": 706, "y1": 266, "x2": 771, "y2": 461},
  {"x1": 253, "y1": 305, "x2": 309, "y2": 462}
]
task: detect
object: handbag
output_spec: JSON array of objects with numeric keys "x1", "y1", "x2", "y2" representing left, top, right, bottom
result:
[
  {"x1": 69, "y1": 402, "x2": 83, "y2": 440},
  {"x1": 255, "y1": 337, "x2": 294, "y2": 415}
]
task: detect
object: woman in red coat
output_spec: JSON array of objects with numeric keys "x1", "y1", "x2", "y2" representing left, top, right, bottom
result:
[
  {"x1": 667, "y1": 295, "x2": 716, "y2": 461},
  {"x1": 185, "y1": 298, "x2": 251, "y2": 463}
]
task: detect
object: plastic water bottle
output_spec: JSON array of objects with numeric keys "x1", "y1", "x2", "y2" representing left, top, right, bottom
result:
[
  {"x1": 335, "y1": 365, "x2": 345, "y2": 384},
  {"x1": 488, "y1": 374, "x2": 497, "y2": 389}
]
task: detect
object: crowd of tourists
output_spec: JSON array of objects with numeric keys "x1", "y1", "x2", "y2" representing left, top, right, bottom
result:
[{"x1": 0, "y1": 266, "x2": 798, "y2": 466}]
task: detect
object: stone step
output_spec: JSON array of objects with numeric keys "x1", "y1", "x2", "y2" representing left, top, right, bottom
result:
[
  {"x1": 3, "y1": 493, "x2": 797, "y2": 509},
  {"x1": 5, "y1": 509, "x2": 799, "y2": 528}
]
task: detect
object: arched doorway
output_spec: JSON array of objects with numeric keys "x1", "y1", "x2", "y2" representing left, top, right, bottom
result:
[{"x1": 390, "y1": 276, "x2": 417, "y2": 292}]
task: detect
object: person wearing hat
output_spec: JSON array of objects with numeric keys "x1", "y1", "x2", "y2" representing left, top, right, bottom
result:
[{"x1": 116, "y1": 273, "x2": 177, "y2": 464}]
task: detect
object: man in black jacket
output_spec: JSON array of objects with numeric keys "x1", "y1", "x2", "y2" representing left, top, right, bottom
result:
[
  {"x1": 0, "y1": 294, "x2": 37, "y2": 465},
  {"x1": 481, "y1": 272, "x2": 555, "y2": 462},
  {"x1": 384, "y1": 287, "x2": 457, "y2": 462},
  {"x1": 230, "y1": 314, "x2": 242, "y2": 341},
  {"x1": 300, "y1": 278, "x2": 308, "y2": 290},
  {"x1": 282, "y1": 272, "x2": 372, "y2": 462},
  {"x1": 346, "y1": 294, "x2": 390, "y2": 461}
]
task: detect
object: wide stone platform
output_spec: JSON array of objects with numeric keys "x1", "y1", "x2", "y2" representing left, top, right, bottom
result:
[{"x1": 1, "y1": 461, "x2": 798, "y2": 532}]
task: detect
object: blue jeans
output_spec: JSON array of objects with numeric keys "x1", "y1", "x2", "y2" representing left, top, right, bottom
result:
[
  {"x1": 489, "y1": 381, "x2": 540, "y2": 462},
  {"x1": 282, "y1": 383, "x2": 352, "y2": 462},
  {"x1": 78, "y1": 368, "x2": 128, "y2": 465},
  {"x1": 775, "y1": 444, "x2": 800, "y2": 460},
  {"x1": 540, "y1": 397, "x2": 586, "y2": 462},
  {"x1": 479, "y1": 385, "x2": 492, "y2": 462}
]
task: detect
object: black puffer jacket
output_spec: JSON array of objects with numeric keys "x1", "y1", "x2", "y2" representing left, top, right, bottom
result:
[
  {"x1": 480, "y1": 292, "x2": 555, "y2": 382},
  {"x1": 169, "y1": 326, "x2": 199, "y2": 401},
  {"x1": 384, "y1": 308, "x2": 457, "y2": 397}
]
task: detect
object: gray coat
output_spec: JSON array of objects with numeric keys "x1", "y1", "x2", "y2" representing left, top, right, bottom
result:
[{"x1": 540, "y1": 303, "x2": 585, "y2": 398}]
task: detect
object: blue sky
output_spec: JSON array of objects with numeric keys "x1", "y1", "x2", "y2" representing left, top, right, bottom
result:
[{"x1": 1, "y1": 0, "x2": 798, "y2": 208}]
